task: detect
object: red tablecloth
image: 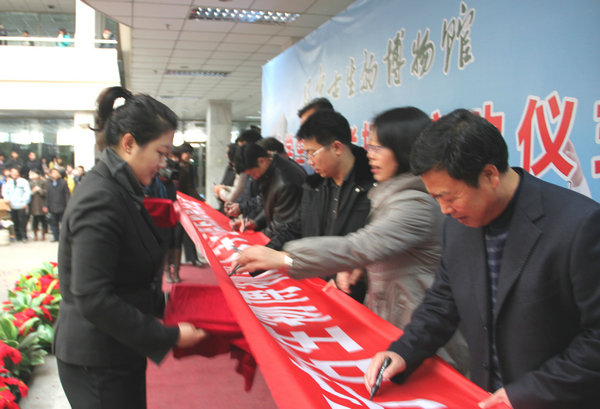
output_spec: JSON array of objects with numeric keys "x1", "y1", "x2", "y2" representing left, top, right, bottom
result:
[{"x1": 164, "y1": 283, "x2": 257, "y2": 390}]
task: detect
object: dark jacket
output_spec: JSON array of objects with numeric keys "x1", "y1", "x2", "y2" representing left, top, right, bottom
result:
[
  {"x1": 267, "y1": 144, "x2": 374, "y2": 250},
  {"x1": 3, "y1": 157, "x2": 24, "y2": 173},
  {"x1": 53, "y1": 148, "x2": 178, "y2": 367},
  {"x1": 238, "y1": 177, "x2": 263, "y2": 220},
  {"x1": 45, "y1": 178, "x2": 70, "y2": 213},
  {"x1": 388, "y1": 170, "x2": 600, "y2": 409},
  {"x1": 254, "y1": 154, "x2": 305, "y2": 237},
  {"x1": 24, "y1": 159, "x2": 43, "y2": 177},
  {"x1": 177, "y1": 160, "x2": 201, "y2": 200},
  {"x1": 217, "y1": 163, "x2": 237, "y2": 213}
]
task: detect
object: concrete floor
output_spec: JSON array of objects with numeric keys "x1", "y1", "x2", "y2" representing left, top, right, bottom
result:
[{"x1": 0, "y1": 237, "x2": 70, "y2": 408}]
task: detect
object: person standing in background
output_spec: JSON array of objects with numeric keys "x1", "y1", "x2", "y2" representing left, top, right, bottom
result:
[
  {"x1": 22, "y1": 30, "x2": 34, "y2": 46},
  {"x1": 173, "y1": 142, "x2": 203, "y2": 265},
  {"x1": 57, "y1": 28, "x2": 71, "y2": 47},
  {"x1": 0, "y1": 24, "x2": 7, "y2": 46},
  {"x1": 2, "y1": 167, "x2": 31, "y2": 242},
  {"x1": 24, "y1": 151, "x2": 42, "y2": 178},
  {"x1": 99, "y1": 28, "x2": 117, "y2": 48},
  {"x1": 29, "y1": 169, "x2": 47, "y2": 241},
  {"x1": 44, "y1": 168, "x2": 70, "y2": 242},
  {"x1": 4, "y1": 150, "x2": 24, "y2": 174}
]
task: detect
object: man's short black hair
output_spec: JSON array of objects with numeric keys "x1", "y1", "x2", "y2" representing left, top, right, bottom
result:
[
  {"x1": 297, "y1": 97, "x2": 334, "y2": 118},
  {"x1": 258, "y1": 137, "x2": 285, "y2": 154},
  {"x1": 410, "y1": 108, "x2": 509, "y2": 187},
  {"x1": 233, "y1": 143, "x2": 269, "y2": 173},
  {"x1": 373, "y1": 107, "x2": 431, "y2": 175},
  {"x1": 236, "y1": 129, "x2": 262, "y2": 144},
  {"x1": 226, "y1": 143, "x2": 238, "y2": 164},
  {"x1": 296, "y1": 110, "x2": 351, "y2": 146}
]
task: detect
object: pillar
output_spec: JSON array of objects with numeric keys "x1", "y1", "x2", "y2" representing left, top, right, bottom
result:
[
  {"x1": 205, "y1": 100, "x2": 232, "y2": 208},
  {"x1": 75, "y1": 0, "x2": 96, "y2": 48},
  {"x1": 73, "y1": 112, "x2": 96, "y2": 172}
]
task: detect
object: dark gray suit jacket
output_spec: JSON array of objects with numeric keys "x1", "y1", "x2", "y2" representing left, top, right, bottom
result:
[
  {"x1": 53, "y1": 158, "x2": 178, "y2": 367},
  {"x1": 389, "y1": 169, "x2": 600, "y2": 409}
]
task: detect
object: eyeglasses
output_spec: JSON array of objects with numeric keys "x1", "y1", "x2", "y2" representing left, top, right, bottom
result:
[
  {"x1": 304, "y1": 145, "x2": 329, "y2": 161},
  {"x1": 367, "y1": 144, "x2": 385, "y2": 153}
]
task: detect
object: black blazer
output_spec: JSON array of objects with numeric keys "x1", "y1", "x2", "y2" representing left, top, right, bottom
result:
[
  {"x1": 53, "y1": 159, "x2": 178, "y2": 367},
  {"x1": 45, "y1": 178, "x2": 70, "y2": 214},
  {"x1": 389, "y1": 170, "x2": 600, "y2": 409}
]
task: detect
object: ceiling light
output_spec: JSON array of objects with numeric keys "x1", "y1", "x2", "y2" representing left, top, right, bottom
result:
[
  {"x1": 165, "y1": 69, "x2": 229, "y2": 77},
  {"x1": 189, "y1": 7, "x2": 300, "y2": 24}
]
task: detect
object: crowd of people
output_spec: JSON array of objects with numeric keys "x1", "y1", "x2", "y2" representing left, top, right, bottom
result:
[
  {"x1": 222, "y1": 98, "x2": 600, "y2": 409},
  {"x1": 4, "y1": 83, "x2": 594, "y2": 409},
  {"x1": 0, "y1": 151, "x2": 81, "y2": 243},
  {"x1": 0, "y1": 24, "x2": 116, "y2": 48}
]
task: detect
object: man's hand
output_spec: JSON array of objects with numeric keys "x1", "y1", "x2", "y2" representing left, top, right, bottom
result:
[
  {"x1": 323, "y1": 268, "x2": 364, "y2": 293},
  {"x1": 230, "y1": 217, "x2": 256, "y2": 232},
  {"x1": 224, "y1": 202, "x2": 240, "y2": 217},
  {"x1": 478, "y1": 388, "x2": 513, "y2": 409},
  {"x1": 235, "y1": 246, "x2": 287, "y2": 273},
  {"x1": 364, "y1": 351, "x2": 406, "y2": 394},
  {"x1": 176, "y1": 322, "x2": 208, "y2": 348},
  {"x1": 213, "y1": 184, "x2": 223, "y2": 196}
]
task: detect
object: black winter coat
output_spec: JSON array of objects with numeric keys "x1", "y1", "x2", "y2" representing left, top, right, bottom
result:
[
  {"x1": 267, "y1": 144, "x2": 374, "y2": 250},
  {"x1": 254, "y1": 155, "x2": 305, "y2": 237}
]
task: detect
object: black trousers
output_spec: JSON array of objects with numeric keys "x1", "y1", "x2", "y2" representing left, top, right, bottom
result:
[
  {"x1": 31, "y1": 214, "x2": 48, "y2": 231},
  {"x1": 57, "y1": 359, "x2": 147, "y2": 409},
  {"x1": 175, "y1": 223, "x2": 198, "y2": 263},
  {"x1": 49, "y1": 211, "x2": 63, "y2": 241},
  {"x1": 10, "y1": 208, "x2": 27, "y2": 240}
]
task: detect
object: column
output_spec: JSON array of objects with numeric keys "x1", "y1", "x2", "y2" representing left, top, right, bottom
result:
[
  {"x1": 75, "y1": 0, "x2": 96, "y2": 48},
  {"x1": 205, "y1": 100, "x2": 232, "y2": 208},
  {"x1": 73, "y1": 112, "x2": 96, "y2": 172}
]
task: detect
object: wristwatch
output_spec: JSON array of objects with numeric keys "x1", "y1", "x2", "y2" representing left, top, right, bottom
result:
[{"x1": 283, "y1": 255, "x2": 293, "y2": 269}]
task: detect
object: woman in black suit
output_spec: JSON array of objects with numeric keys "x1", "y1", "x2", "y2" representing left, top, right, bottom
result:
[{"x1": 53, "y1": 87, "x2": 207, "y2": 409}]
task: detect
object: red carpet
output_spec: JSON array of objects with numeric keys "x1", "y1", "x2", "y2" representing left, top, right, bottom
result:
[{"x1": 146, "y1": 263, "x2": 278, "y2": 409}]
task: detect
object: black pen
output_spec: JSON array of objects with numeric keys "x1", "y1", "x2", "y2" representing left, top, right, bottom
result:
[
  {"x1": 369, "y1": 356, "x2": 391, "y2": 400},
  {"x1": 228, "y1": 245, "x2": 266, "y2": 277},
  {"x1": 228, "y1": 263, "x2": 243, "y2": 276}
]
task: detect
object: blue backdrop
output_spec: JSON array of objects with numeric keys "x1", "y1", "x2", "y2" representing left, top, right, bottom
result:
[{"x1": 262, "y1": 0, "x2": 600, "y2": 199}]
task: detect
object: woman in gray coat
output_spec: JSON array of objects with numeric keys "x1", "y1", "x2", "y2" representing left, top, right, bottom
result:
[{"x1": 237, "y1": 107, "x2": 468, "y2": 373}]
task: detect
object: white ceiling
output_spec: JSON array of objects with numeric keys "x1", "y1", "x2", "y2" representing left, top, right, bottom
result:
[{"x1": 1, "y1": 0, "x2": 355, "y2": 122}]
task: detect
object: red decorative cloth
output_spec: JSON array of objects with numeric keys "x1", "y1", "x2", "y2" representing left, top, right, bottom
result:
[
  {"x1": 163, "y1": 283, "x2": 257, "y2": 391},
  {"x1": 143, "y1": 198, "x2": 178, "y2": 228}
]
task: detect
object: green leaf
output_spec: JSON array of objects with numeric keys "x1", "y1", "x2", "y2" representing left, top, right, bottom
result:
[
  {"x1": 31, "y1": 353, "x2": 47, "y2": 366},
  {"x1": 31, "y1": 296, "x2": 43, "y2": 308},
  {"x1": 0, "y1": 316, "x2": 18, "y2": 341},
  {"x1": 4, "y1": 339, "x2": 18, "y2": 348},
  {"x1": 40, "y1": 262, "x2": 54, "y2": 275},
  {"x1": 18, "y1": 332, "x2": 40, "y2": 349}
]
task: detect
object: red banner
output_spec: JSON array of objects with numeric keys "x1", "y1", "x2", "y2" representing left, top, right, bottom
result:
[{"x1": 175, "y1": 193, "x2": 489, "y2": 409}]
